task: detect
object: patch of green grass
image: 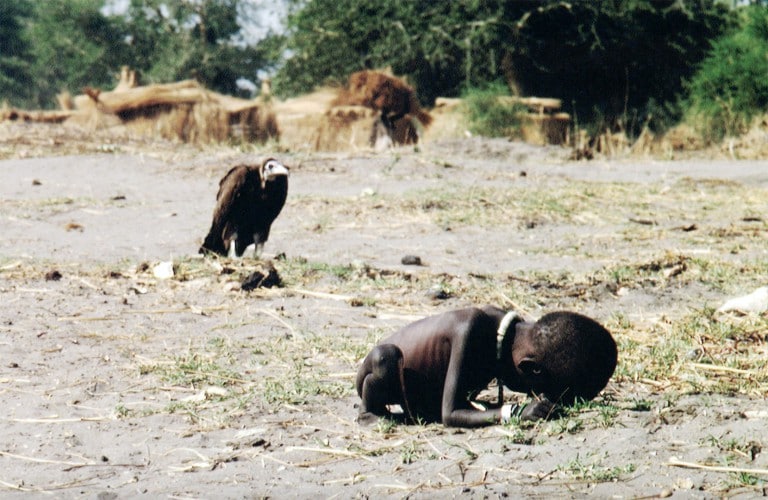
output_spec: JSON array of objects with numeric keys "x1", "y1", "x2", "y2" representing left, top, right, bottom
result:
[
  {"x1": 375, "y1": 418, "x2": 398, "y2": 435},
  {"x1": 114, "y1": 404, "x2": 130, "y2": 418},
  {"x1": 607, "y1": 312, "x2": 633, "y2": 331},
  {"x1": 501, "y1": 426, "x2": 533, "y2": 445},
  {"x1": 615, "y1": 305, "x2": 768, "y2": 396},
  {"x1": 545, "y1": 416, "x2": 583, "y2": 436},
  {"x1": 140, "y1": 351, "x2": 243, "y2": 388},
  {"x1": 402, "y1": 185, "x2": 590, "y2": 229},
  {"x1": 559, "y1": 455, "x2": 636, "y2": 482},
  {"x1": 595, "y1": 405, "x2": 619, "y2": 428},
  {"x1": 731, "y1": 472, "x2": 761, "y2": 488},
  {"x1": 399, "y1": 440, "x2": 422, "y2": 465},
  {"x1": 281, "y1": 257, "x2": 354, "y2": 281},
  {"x1": 262, "y1": 360, "x2": 349, "y2": 406},
  {"x1": 627, "y1": 399, "x2": 652, "y2": 412},
  {"x1": 704, "y1": 435, "x2": 762, "y2": 461},
  {"x1": 278, "y1": 256, "x2": 419, "y2": 300}
]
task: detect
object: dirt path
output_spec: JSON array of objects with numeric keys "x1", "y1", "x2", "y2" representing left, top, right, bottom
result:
[{"x1": 2, "y1": 130, "x2": 768, "y2": 497}]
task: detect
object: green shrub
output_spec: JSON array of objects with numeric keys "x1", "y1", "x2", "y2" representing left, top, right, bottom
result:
[
  {"x1": 504, "y1": 1, "x2": 731, "y2": 137},
  {"x1": 462, "y1": 83, "x2": 525, "y2": 138},
  {"x1": 686, "y1": 7, "x2": 768, "y2": 141}
]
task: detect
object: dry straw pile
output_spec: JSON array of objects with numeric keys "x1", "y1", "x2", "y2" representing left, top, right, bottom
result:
[{"x1": 2, "y1": 67, "x2": 279, "y2": 145}]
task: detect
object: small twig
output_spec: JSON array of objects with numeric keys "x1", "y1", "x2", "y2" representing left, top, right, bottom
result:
[
  {"x1": 162, "y1": 447, "x2": 214, "y2": 472},
  {"x1": 640, "y1": 378, "x2": 669, "y2": 388},
  {"x1": 376, "y1": 312, "x2": 423, "y2": 322},
  {"x1": 169, "y1": 370, "x2": 250, "y2": 385},
  {"x1": 125, "y1": 305, "x2": 230, "y2": 315},
  {"x1": 287, "y1": 288, "x2": 354, "y2": 301},
  {"x1": 257, "y1": 308, "x2": 297, "y2": 336},
  {"x1": 629, "y1": 217, "x2": 657, "y2": 226},
  {"x1": 3, "y1": 416, "x2": 109, "y2": 423},
  {"x1": 323, "y1": 474, "x2": 364, "y2": 485},
  {"x1": 423, "y1": 437, "x2": 448, "y2": 459},
  {"x1": 62, "y1": 461, "x2": 146, "y2": 472},
  {"x1": 0, "y1": 261, "x2": 22, "y2": 271},
  {"x1": 73, "y1": 277, "x2": 99, "y2": 290},
  {"x1": 666, "y1": 457, "x2": 768, "y2": 475},
  {"x1": 688, "y1": 363, "x2": 754, "y2": 375},
  {"x1": 58, "y1": 315, "x2": 119, "y2": 322},
  {"x1": 59, "y1": 305, "x2": 231, "y2": 322},
  {"x1": 372, "y1": 482, "x2": 410, "y2": 491},
  {"x1": 0, "y1": 476, "x2": 97, "y2": 494},
  {"x1": 0, "y1": 450, "x2": 89, "y2": 467},
  {"x1": 0, "y1": 478, "x2": 40, "y2": 493},
  {"x1": 496, "y1": 291, "x2": 533, "y2": 318},
  {"x1": 285, "y1": 446, "x2": 375, "y2": 462},
  {"x1": 260, "y1": 454, "x2": 291, "y2": 467}
]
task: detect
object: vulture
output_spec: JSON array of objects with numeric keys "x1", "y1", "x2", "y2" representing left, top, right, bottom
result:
[{"x1": 200, "y1": 158, "x2": 289, "y2": 258}]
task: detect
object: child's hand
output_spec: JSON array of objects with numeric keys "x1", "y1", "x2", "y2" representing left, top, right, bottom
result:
[{"x1": 520, "y1": 396, "x2": 557, "y2": 421}]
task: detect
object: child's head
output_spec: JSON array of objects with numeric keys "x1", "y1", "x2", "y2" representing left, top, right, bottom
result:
[{"x1": 511, "y1": 311, "x2": 617, "y2": 404}]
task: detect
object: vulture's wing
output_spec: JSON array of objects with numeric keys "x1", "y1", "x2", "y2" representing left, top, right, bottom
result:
[{"x1": 201, "y1": 165, "x2": 253, "y2": 255}]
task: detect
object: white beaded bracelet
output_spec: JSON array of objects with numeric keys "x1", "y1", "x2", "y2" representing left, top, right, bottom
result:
[
  {"x1": 501, "y1": 404, "x2": 514, "y2": 423},
  {"x1": 501, "y1": 403, "x2": 525, "y2": 423}
]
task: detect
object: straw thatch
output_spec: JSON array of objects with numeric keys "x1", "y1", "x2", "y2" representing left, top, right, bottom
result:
[
  {"x1": 272, "y1": 70, "x2": 436, "y2": 152},
  {"x1": 521, "y1": 112, "x2": 571, "y2": 145},
  {"x1": 333, "y1": 70, "x2": 433, "y2": 129},
  {"x1": 502, "y1": 96, "x2": 570, "y2": 146},
  {"x1": 0, "y1": 104, "x2": 72, "y2": 124},
  {"x1": 1, "y1": 67, "x2": 278, "y2": 145},
  {"x1": 70, "y1": 78, "x2": 278, "y2": 144},
  {"x1": 272, "y1": 88, "x2": 378, "y2": 152}
]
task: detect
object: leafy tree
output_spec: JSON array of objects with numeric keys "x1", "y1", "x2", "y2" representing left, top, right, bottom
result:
[
  {"x1": 272, "y1": 0, "x2": 529, "y2": 103},
  {"x1": 274, "y1": 0, "x2": 732, "y2": 135},
  {"x1": 119, "y1": 0, "x2": 277, "y2": 95},
  {"x1": 503, "y1": 0, "x2": 733, "y2": 135},
  {"x1": 2, "y1": 0, "x2": 278, "y2": 106},
  {"x1": 26, "y1": 0, "x2": 129, "y2": 108},
  {"x1": 686, "y1": 6, "x2": 768, "y2": 140},
  {"x1": 0, "y1": 1, "x2": 35, "y2": 106}
]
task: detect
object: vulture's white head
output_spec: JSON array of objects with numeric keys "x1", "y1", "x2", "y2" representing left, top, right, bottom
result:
[{"x1": 262, "y1": 158, "x2": 289, "y2": 182}]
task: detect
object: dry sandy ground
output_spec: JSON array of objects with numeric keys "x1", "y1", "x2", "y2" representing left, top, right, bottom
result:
[{"x1": 1, "y1": 123, "x2": 768, "y2": 498}]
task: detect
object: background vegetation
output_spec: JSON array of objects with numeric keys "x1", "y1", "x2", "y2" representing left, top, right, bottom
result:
[
  {"x1": 461, "y1": 83, "x2": 525, "y2": 138},
  {"x1": 0, "y1": 0, "x2": 767, "y2": 140},
  {"x1": 686, "y1": 6, "x2": 768, "y2": 141}
]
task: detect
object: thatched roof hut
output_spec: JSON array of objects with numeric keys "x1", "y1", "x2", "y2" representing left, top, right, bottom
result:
[
  {"x1": 71, "y1": 78, "x2": 278, "y2": 144},
  {"x1": 1, "y1": 67, "x2": 278, "y2": 145}
]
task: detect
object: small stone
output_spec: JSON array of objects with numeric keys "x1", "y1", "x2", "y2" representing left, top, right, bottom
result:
[
  {"x1": 427, "y1": 285, "x2": 451, "y2": 300},
  {"x1": 65, "y1": 221, "x2": 84, "y2": 232},
  {"x1": 152, "y1": 261, "x2": 174, "y2": 279},
  {"x1": 45, "y1": 270, "x2": 62, "y2": 281},
  {"x1": 401, "y1": 255, "x2": 422, "y2": 266},
  {"x1": 685, "y1": 348, "x2": 702, "y2": 360}
]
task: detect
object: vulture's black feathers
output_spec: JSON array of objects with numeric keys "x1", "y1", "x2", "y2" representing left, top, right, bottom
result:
[{"x1": 200, "y1": 158, "x2": 289, "y2": 257}]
